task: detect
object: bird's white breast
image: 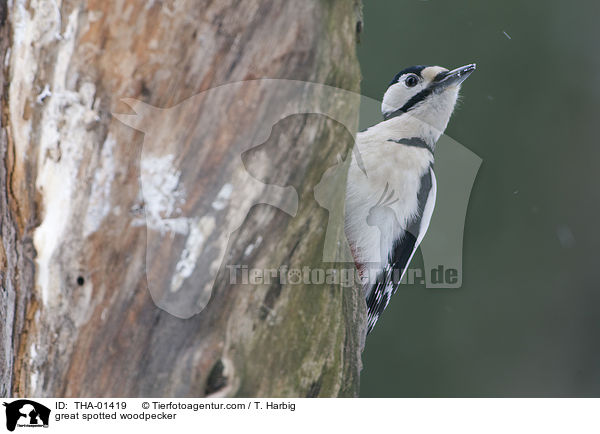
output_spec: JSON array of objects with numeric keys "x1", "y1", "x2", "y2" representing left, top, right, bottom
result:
[{"x1": 345, "y1": 123, "x2": 434, "y2": 269}]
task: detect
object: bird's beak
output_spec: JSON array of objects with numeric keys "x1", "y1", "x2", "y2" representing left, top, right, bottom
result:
[{"x1": 432, "y1": 63, "x2": 476, "y2": 91}]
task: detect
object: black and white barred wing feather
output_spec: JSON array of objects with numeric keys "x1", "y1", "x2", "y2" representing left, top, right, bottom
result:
[{"x1": 365, "y1": 167, "x2": 437, "y2": 333}]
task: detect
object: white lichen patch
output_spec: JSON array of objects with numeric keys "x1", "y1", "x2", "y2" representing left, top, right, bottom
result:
[
  {"x1": 135, "y1": 154, "x2": 189, "y2": 235},
  {"x1": 243, "y1": 235, "x2": 263, "y2": 257},
  {"x1": 14, "y1": 5, "x2": 102, "y2": 308},
  {"x1": 170, "y1": 215, "x2": 216, "y2": 293},
  {"x1": 211, "y1": 183, "x2": 233, "y2": 210},
  {"x1": 29, "y1": 343, "x2": 37, "y2": 359},
  {"x1": 12, "y1": 0, "x2": 61, "y2": 48},
  {"x1": 8, "y1": 1, "x2": 47, "y2": 169},
  {"x1": 83, "y1": 134, "x2": 116, "y2": 237},
  {"x1": 30, "y1": 372, "x2": 38, "y2": 393},
  {"x1": 36, "y1": 84, "x2": 52, "y2": 103},
  {"x1": 29, "y1": 339, "x2": 41, "y2": 394}
]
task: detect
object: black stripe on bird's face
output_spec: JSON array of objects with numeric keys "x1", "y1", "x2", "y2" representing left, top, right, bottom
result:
[
  {"x1": 383, "y1": 87, "x2": 433, "y2": 120},
  {"x1": 398, "y1": 87, "x2": 434, "y2": 113}
]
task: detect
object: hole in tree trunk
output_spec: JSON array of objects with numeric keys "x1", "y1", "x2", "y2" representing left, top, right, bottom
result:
[{"x1": 205, "y1": 359, "x2": 228, "y2": 395}]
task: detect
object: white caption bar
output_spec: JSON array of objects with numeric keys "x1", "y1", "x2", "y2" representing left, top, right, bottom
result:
[{"x1": 1, "y1": 398, "x2": 598, "y2": 433}]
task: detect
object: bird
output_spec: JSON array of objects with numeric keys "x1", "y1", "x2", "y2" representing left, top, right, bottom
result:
[{"x1": 345, "y1": 63, "x2": 476, "y2": 334}]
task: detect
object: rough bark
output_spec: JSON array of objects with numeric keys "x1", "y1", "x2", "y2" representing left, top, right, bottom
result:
[{"x1": 0, "y1": 0, "x2": 364, "y2": 397}]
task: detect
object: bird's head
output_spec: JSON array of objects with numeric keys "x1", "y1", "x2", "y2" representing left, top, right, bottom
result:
[{"x1": 381, "y1": 63, "x2": 476, "y2": 132}]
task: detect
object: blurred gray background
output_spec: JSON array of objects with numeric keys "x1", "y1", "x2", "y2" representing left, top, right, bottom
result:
[{"x1": 358, "y1": 0, "x2": 600, "y2": 397}]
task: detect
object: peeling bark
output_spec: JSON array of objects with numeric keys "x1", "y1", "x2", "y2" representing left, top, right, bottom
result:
[{"x1": 1, "y1": 0, "x2": 364, "y2": 397}]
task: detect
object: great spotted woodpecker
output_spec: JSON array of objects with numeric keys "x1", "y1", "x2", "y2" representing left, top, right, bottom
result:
[{"x1": 345, "y1": 64, "x2": 476, "y2": 333}]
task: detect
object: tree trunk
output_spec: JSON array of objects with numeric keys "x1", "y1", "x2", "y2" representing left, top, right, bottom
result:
[{"x1": 0, "y1": 0, "x2": 365, "y2": 397}]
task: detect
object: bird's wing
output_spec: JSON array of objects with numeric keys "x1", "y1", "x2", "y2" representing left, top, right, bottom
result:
[{"x1": 365, "y1": 166, "x2": 436, "y2": 333}]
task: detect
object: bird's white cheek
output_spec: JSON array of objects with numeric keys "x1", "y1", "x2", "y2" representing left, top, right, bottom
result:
[{"x1": 381, "y1": 83, "x2": 425, "y2": 114}]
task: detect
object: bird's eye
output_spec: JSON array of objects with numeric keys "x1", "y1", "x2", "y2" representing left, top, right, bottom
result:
[{"x1": 405, "y1": 75, "x2": 418, "y2": 87}]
